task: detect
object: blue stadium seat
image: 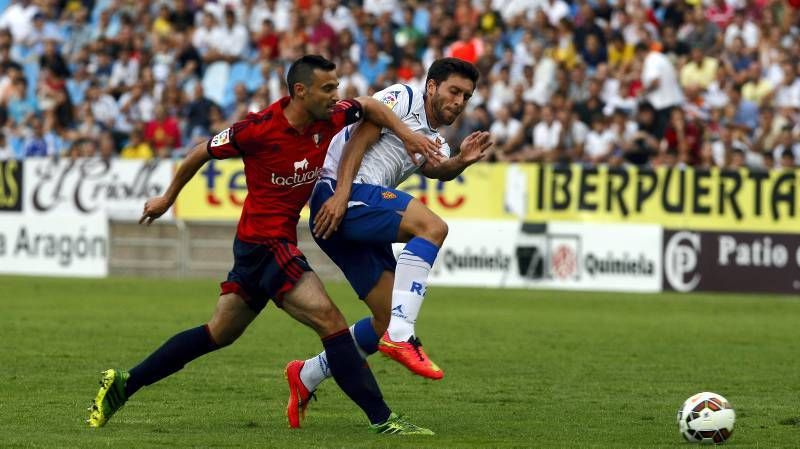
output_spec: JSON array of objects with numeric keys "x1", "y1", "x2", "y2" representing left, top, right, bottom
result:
[
  {"x1": 202, "y1": 61, "x2": 230, "y2": 108},
  {"x1": 23, "y1": 62, "x2": 39, "y2": 103},
  {"x1": 246, "y1": 63, "x2": 265, "y2": 92},
  {"x1": 222, "y1": 61, "x2": 251, "y2": 107}
]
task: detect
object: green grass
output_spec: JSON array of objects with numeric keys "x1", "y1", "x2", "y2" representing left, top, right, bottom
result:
[{"x1": 1, "y1": 276, "x2": 800, "y2": 448}]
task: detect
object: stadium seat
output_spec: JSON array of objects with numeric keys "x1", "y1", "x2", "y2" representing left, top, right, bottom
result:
[
  {"x1": 23, "y1": 62, "x2": 39, "y2": 102},
  {"x1": 221, "y1": 61, "x2": 251, "y2": 108},
  {"x1": 246, "y1": 63, "x2": 265, "y2": 92},
  {"x1": 202, "y1": 61, "x2": 230, "y2": 108}
]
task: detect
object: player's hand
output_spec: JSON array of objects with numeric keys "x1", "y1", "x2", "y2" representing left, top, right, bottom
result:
[
  {"x1": 401, "y1": 131, "x2": 444, "y2": 167},
  {"x1": 313, "y1": 193, "x2": 348, "y2": 240},
  {"x1": 458, "y1": 131, "x2": 493, "y2": 164},
  {"x1": 139, "y1": 196, "x2": 172, "y2": 226}
]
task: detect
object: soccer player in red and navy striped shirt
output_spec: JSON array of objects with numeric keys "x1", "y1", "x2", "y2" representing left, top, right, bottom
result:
[{"x1": 87, "y1": 55, "x2": 440, "y2": 435}]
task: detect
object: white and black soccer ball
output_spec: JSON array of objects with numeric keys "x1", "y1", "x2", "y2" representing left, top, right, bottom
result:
[{"x1": 677, "y1": 392, "x2": 735, "y2": 444}]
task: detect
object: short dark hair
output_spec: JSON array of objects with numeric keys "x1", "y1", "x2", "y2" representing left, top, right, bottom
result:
[
  {"x1": 286, "y1": 55, "x2": 336, "y2": 97},
  {"x1": 425, "y1": 57, "x2": 479, "y2": 87}
]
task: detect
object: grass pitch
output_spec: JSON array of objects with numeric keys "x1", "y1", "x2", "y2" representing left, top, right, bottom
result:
[{"x1": 1, "y1": 276, "x2": 799, "y2": 448}]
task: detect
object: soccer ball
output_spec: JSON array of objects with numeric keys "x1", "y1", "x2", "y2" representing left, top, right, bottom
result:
[{"x1": 677, "y1": 392, "x2": 735, "y2": 444}]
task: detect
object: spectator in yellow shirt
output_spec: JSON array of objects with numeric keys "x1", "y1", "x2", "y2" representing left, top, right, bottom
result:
[
  {"x1": 741, "y1": 62, "x2": 774, "y2": 106},
  {"x1": 680, "y1": 45, "x2": 719, "y2": 89},
  {"x1": 607, "y1": 32, "x2": 635, "y2": 72},
  {"x1": 151, "y1": 4, "x2": 173, "y2": 38},
  {"x1": 553, "y1": 19, "x2": 579, "y2": 69},
  {"x1": 120, "y1": 128, "x2": 154, "y2": 159}
]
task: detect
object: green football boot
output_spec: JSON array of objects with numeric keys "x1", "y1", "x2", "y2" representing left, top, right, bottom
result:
[
  {"x1": 87, "y1": 369, "x2": 129, "y2": 428},
  {"x1": 369, "y1": 413, "x2": 435, "y2": 435}
]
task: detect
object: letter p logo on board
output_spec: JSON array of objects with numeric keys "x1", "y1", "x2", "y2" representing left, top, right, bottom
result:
[{"x1": 664, "y1": 231, "x2": 701, "y2": 292}]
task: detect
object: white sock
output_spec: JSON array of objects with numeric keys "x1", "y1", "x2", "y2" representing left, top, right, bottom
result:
[
  {"x1": 299, "y1": 352, "x2": 329, "y2": 393},
  {"x1": 299, "y1": 324, "x2": 367, "y2": 392},
  {"x1": 387, "y1": 250, "x2": 431, "y2": 342}
]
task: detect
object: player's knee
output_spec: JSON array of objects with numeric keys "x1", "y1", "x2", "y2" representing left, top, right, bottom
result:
[
  {"x1": 207, "y1": 303, "x2": 251, "y2": 347},
  {"x1": 206, "y1": 321, "x2": 242, "y2": 347},
  {"x1": 424, "y1": 217, "x2": 448, "y2": 246}
]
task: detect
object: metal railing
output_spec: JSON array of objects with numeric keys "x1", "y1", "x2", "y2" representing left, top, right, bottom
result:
[{"x1": 109, "y1": 220, "x2": 342, "y2": 280}]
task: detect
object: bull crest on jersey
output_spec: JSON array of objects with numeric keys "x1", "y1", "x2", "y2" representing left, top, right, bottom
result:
[
  {"x1": 293, "y1": 158, "x2": 309, "y2": 171},
  {"x1": 273, "y1": 158, "x2": 321, "y2": 188}
]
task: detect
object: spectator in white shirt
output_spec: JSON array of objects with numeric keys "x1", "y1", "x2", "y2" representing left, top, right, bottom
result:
[
  {"x1": 108, "y1": 47, "x2": 140, "y2": 91},
  {"x1": 724, "y1": 9, "x2": 759, "y2": 50},
  {"x1": 710, "y1": 125, "x2": 753, "y2": 168},
  {"x1": 543, "y1": 0, "x2": 570, "y2": 27},
  {"x1": 192, "y1": 12, "x2": 217, "y2": 58},
  {"x1": 525, "y1": 42, "x2": 558, "y2": 106},
  {"x1": 772, "y1": 126, "x2": 800, "y2": 167},
  {"x1": 0, "y1": 0, "x2": 38, "y2": 44},
  {"x1": 583, "y1": 114, "x2": 616, "y2": 165},
  {"x1": 557, "y1": 108, "x2": 588, "y2": 161},
  {"x1": 242, "y1": 0, "x2": 272, "y2": 34},
  {"x1": 529, "y1": 105, "x2": 563, "y2": 162},
  {"x1": 487, "y1": 65, "x2": 515, "y2": 115},
  {"x1": 488, "y1": 105, "x2": 523, "y2": 161},
  {"x1": 363, "y1": 0, "x2": 397, "y2": 16},
  {"x1": 262, "y1": 0, "x2": 292, "y2": 32},
  {"x1": 85, "y1": 81, "x2": 119, "y2": 130},
  {"x1": 773, "y1": 61, "x2": 800, "y2": 110},
  {"x1": 209, "y1": 9, "x2": 249, "y2": 62},
  {"x1": 322, "y1": 0, "x2": 357, "y2": 35},
  {"x1": 636, "y1": 43, "x2": 684, "y2": 137},
  {"x1": 337, "y1": 59, "x2": 368, "y2": 97},
  {"x1": 512, "y1": 31, "x2": 536, "y2": 80},
  {"x1": 607, "y1": 108, "x2": 639, "y2": 165},
  {"x1": 116, "y1": 82, "x2": 155, "y2": 133},
  {"x1": 0, "y1": 131, "x2": 13, "y2": 160}
]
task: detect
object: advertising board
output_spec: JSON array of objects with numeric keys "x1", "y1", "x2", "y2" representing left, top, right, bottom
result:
[
  {"x1": 0, "y1": 212, "x2": 109, "y2": 277},
  {"x1": 22, "y1": 158, "x2": 174, "y2": 221},
  {"x1": 426, "y1": 220, "x2": 662, "y2": 292},
  {"x1": 519, "y1": 165, "x2": 800, "y2": 233},
  {"x1": 663, "y1": 229, "x2": 800, "y2": 294}
]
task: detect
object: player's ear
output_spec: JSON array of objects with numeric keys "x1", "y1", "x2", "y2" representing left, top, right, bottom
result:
[
  {"x1": 294, "y1": 82, "x2": 306, "y2": 99},
  {"x1": 426, "y1": 79, "x2": 438, "y2": 96}
]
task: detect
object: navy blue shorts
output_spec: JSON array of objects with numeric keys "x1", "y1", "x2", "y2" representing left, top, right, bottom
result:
[
  {"x1": 219, "y1": 237, "x2": 312, "y2": 312},
  {"x1": 309, "y1": 178, "x2": 414, "y2": 299}
]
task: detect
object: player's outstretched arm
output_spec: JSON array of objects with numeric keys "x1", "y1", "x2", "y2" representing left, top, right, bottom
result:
[
  {"x1": 354, "y1": 96, "x2": 443, "y2": 166},
  {"x1": 139, "y1": 141, "x2": 212, "y2": 225},
  {"x1": 420, "y1": 131, "x2": 492, "y2": 181},
  {"x1": 313, "y1": 121, "x2": 382, "y2": 240}
]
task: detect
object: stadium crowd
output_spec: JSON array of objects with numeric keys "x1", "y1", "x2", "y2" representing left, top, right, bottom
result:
[{"x1": 0, "y1": 0, "x2": 799, "y2": 169}]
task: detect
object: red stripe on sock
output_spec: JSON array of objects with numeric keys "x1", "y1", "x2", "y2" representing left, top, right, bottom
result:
[{"x1": 321, "y1": 328, "x2": 350, "y2": 341}]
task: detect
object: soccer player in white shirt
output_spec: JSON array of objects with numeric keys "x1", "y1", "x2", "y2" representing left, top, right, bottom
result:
[{"x1": 285, "y1": 58, "x2": 491, "y2": 427}]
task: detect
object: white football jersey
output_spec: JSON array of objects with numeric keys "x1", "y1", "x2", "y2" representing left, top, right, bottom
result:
[{"x1": 322, "y1": 84, "x2": 451, "y2": 188}]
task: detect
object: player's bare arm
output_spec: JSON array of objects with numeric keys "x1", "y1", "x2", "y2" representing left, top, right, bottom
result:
[
  {"x1": 313, "y1": 121, "x2": 383, "y2": 240},
  {"x1": 420, "y1": 131, "x2": 492, "y2": 181},
  {"x1": 355, "y1": 96, "x2": 443, "y2": 166},
  {"x1": 139, "y1": 141, "x2": 211, "y2": 225}
]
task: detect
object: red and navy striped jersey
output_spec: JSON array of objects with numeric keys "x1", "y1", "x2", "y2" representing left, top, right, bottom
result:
[{"x1": 206, "y1": 96, "x2": 363, "y2": 244}]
